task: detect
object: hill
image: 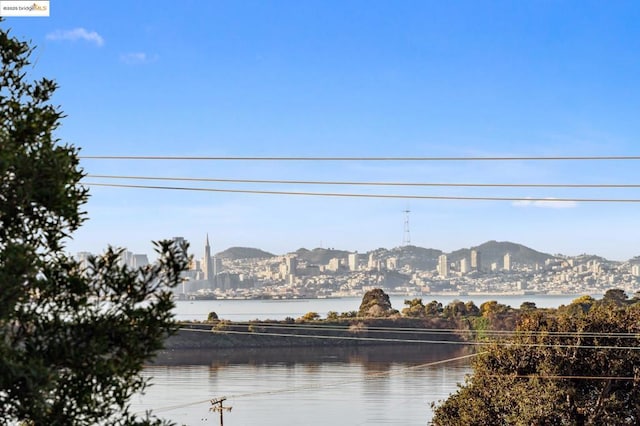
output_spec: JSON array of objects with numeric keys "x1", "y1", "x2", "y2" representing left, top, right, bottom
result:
[
  {"x1": 292, "y1": 248, "x2": 351, "y2": 265},
  {"x1": 215, "y1": 247, "x2": 275, "y2": 260},
  {"x1": 448, "y1": 240, "x2": 553, "y2": 269},
  {"x1": 366, "y1": 245, "x2": 443, "y2": 271}
]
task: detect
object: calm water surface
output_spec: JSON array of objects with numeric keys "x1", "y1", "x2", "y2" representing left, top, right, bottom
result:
[
  {"x1": 135, "y1": 346, "x2": 472, "y2": 425},
  {"x1": 173, "y1": 294, "x2": 587, "y2": 322}
]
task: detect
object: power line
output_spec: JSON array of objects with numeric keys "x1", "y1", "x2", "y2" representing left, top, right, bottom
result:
[
  {"x1": 178, "y1": 327, "x2": 640, "y2": 350},
  {"x1": 79, "y1": 155, "x2": 640, "y2": 161},
  {"x1": 179, "y1": 321, "x2": 640, "y2": 339},
  {"x1": 85, "y1": 174, "x2": 640, "y2": 188},
  {"x1": 84, "y1": 182, "x2": 640, "y2": 203}
]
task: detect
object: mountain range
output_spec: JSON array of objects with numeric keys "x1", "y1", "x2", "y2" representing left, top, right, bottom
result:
[{"x1": 215, "y1": 240, "x2": 589, "y2": 270}]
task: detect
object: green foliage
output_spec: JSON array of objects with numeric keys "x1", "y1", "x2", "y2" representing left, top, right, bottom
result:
[
  {"x1": 358, "y1": 288, "x2": 394, "y2": 317},
  {"x1": 519, "y1": 301, "x2": 537, "y2": 311},
  {"x1": 432, "y1": 300, "x2": 640, "y2": 425},
  {"x1": 0, "y1": 27, "x2": 188, "y2": 425},
  {"x1": 425, "y1": 300, "x2": 443, "y2": 316},
  {"x1": 469, "y1": 316, "x2": 490, "y2": 340},
  {"x1": 326, "y1": 311, "x2": 339, "y2": 320},
  {"x1": 464, "y1": 301, "x2": 480, "y2": 316},
  {"x1": 601, "y1": 288, "x2": 628, "y2": 306},
  {"x1": 299, "y1": 311, "x2": 320, "y2": 322},
  {"x1": 213, "y1": 320, "x2": 231, "y2": 331},
  {"x1": 402, "y1": 298, "x2": 426, "y2": 318},
  {"x1": 443, "y1": 300, "x2": 464, "y2": 318},
  {"x1": 207, "y1": 311, "x2": 219, "y2": 322},
  {"x1": 479, "y1": 300, "x2": 510, "y2": 317}
]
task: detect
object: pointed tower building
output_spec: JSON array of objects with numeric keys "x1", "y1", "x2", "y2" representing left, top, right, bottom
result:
[{"x1": 203, "y1": 234, "x2": 214, "y2": 284}]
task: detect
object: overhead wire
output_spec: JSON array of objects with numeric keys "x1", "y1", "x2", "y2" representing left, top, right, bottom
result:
[
  {"x1": 177, "y1": 327, "x2": 640, "y2": 350},
  {"x1": 83, "y1": 182, "x2": 640, "y2": 203},
  {"x1": 177, "y1": 321, "x2": 640, "y2": 339},
  {"x1": 80, "y1": 155, "x2": 640, "y2": 161},
  {"x1": 85, "y1": 174, "x2": 640, "y2": 189}
]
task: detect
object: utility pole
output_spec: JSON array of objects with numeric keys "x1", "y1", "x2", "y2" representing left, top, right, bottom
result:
[{"x1": 210, "y1": 397, "x2": 232, "y2": 426}]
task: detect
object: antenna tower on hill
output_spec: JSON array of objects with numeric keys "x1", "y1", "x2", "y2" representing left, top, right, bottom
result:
[{"x1": 402, "y1": 208, "x2": 411, "y2": 246}]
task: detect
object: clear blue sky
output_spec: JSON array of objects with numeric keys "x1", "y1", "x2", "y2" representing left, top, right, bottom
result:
[{"x1": 5, "y1": 1, "x2": 640, "y2": 260}]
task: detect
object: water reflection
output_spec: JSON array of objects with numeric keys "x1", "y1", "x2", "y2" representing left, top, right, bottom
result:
[
  {"x1": 138, "y1": 345, "x2": 473, "y2": 425},
  {"x1": 152, "y1": 343, "x2": 474, "y2": 369}
]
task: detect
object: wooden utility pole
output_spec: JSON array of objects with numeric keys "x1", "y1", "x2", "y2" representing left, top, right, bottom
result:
[{"x1": 210, "y1": 397, "x2": 232, "y2": 426}]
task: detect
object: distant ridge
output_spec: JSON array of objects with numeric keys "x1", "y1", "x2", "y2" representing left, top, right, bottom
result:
[
  {"x1": 215, "y1": 247, "x2": 275, "y2": 260},
  {"x1": 449, "y1": 240, "x2": 553, "y2": 269},
  {"x1": 292, "y1": 248, "x2": 351, "y2": 265},
  {"x1": 213, "y1": 241, "x2": 624, "y2": 267}
]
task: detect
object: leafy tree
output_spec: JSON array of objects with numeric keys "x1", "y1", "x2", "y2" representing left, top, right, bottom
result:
[
  {"x1": 0, "y1": 26, "x2": 188, "y2": 424},
  {"x1": 519, "y1": 301, "x2": 537, "y2": 311},
  {"x1": 432, "y1": 301, "x2": 640, "y2": 425},
  {"x1": 601, "y1": 288, "x2": 628, "y2": 306},
  {"x1": 464, "y1": 301, "x2": 480, "y2": 316},
  {"x1": 425, "y1": 300, "x2": 443, "y2": 316},
  {"x1": 358, "y1": 288, "x2": 394, "y2": 317},
  {"x1": 299, "y1": 311, "x2": 320, "y2": 321},
  {"x1": 443, "y1": 300, "x2": 467, "y2": 318},
  {"x1": 479, "y1": 300, "x2": 509, "y2": 317},
  {"x1": 326, "y1": 311, "x2": 339, "y2": 320},
  {"x1": 402, "y1": 298, "x2": 426, "y2": 318}
]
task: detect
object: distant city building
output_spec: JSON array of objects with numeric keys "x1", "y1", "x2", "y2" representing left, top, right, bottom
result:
[
  {"x1": 118, "y1": 250, "x2": 134, "y2": 268},
  {"x1": 76, "y1": 251, "x2": 92, "y2": 271},
  {"x1": 172, "y1": 236, "x2": 186, "y2": 246},
  {"x1": 326, "y1": 258, "x2": 341, "y2": 272},
  {"x1": 285, "y1": 255, "x2": 298, "y2": 275},
  {"x1": 632, "y1": 264, "x2": 640, "y2": 277},
  {"x1": 491, "y1": 262, "x2": 498, "y2": 272},
  {"x1": 471, "y1": 249, "x2": 481, "y2": 271},
  {"x1": 348, "y1": 252, "x2": 359, "y2": 271},
  {"x1": 132, "y1": 254, "x2": 149, "y2": 268},
  {"x1": 368, "y1": 253, "x2": 377, "y2": 270},
  {"x1": 438, "y1": 254, "x2": 449, "y2": 278},
  {"x1": 203, "y1": 234, "x2": 214, "y2": 284},
  {"x1": 213, "y1": 256, "x2": 223, "y2": 276},
  {"x1": 504, "y1": 253, "x2": 511, "y2": 271},
  {"x1": 386, "y1": 257, "x2": 398, "y2": 271},
  {"x1": 460, "y1": 258, "x2": 469, "y2": 274}
]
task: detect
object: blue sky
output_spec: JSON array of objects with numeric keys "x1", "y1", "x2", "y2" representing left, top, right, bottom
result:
[{"x1": 5, "y1": 1, "x2": 640, "y2": 260}]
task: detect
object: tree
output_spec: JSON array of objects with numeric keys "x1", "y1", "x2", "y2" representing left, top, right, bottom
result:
[
  {"x1": 432, "y1": 300, "x2": 640, "y2": 425},
  {"x1": 402, "y1": 298, "x2": 426, "y2": 318},
  {"x1": 0, "y1": 26, "x2": 188, "y2": 424},
  {"x1": 443, "y1": 300, "x2": 467, "y2": 318},
  {"x1": 299, "y1": 311, "x2": 320, "y2": 321},
  {"x1": 358, "y1": 288, "x2": 394, "y2": 317},
  {"x1": 519, "y1": 301, "x2": 537, "y2": 311},
  {"x1": 425, "y1": 300, "x2": 443, "y2": 316}
]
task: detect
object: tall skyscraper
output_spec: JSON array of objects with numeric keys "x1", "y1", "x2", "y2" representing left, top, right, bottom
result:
[
  {"x1": 348, "y1": 252, "x2": 359, "y2": 271},
  {"x1": 438, "y1": 254, "x2": 449, "y2": 278},
  {"x1": 471, "y1": 249, "x2": 481, "y2": 271},
  {"x1": 285, "y1": 255, "x2": 298, "y2": 276},
  {"x1": 460, "y1": 258, "x2": 469, "y2": 274},
  {"x1": 504, "y1": 253, "x2": 511, "y2": 271},
  {"x1": 203, "y1": 234, "x2": 213, "y2": 283}
]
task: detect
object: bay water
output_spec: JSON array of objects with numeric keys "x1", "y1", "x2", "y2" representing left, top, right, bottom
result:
[{"x1": 133, "y1": 294, "x2": 583, "y2": 425}]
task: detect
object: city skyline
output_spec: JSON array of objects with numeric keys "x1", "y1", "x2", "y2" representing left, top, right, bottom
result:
[{"x1": 6, "y1": 1, "x2": 640, "y2": 261}]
